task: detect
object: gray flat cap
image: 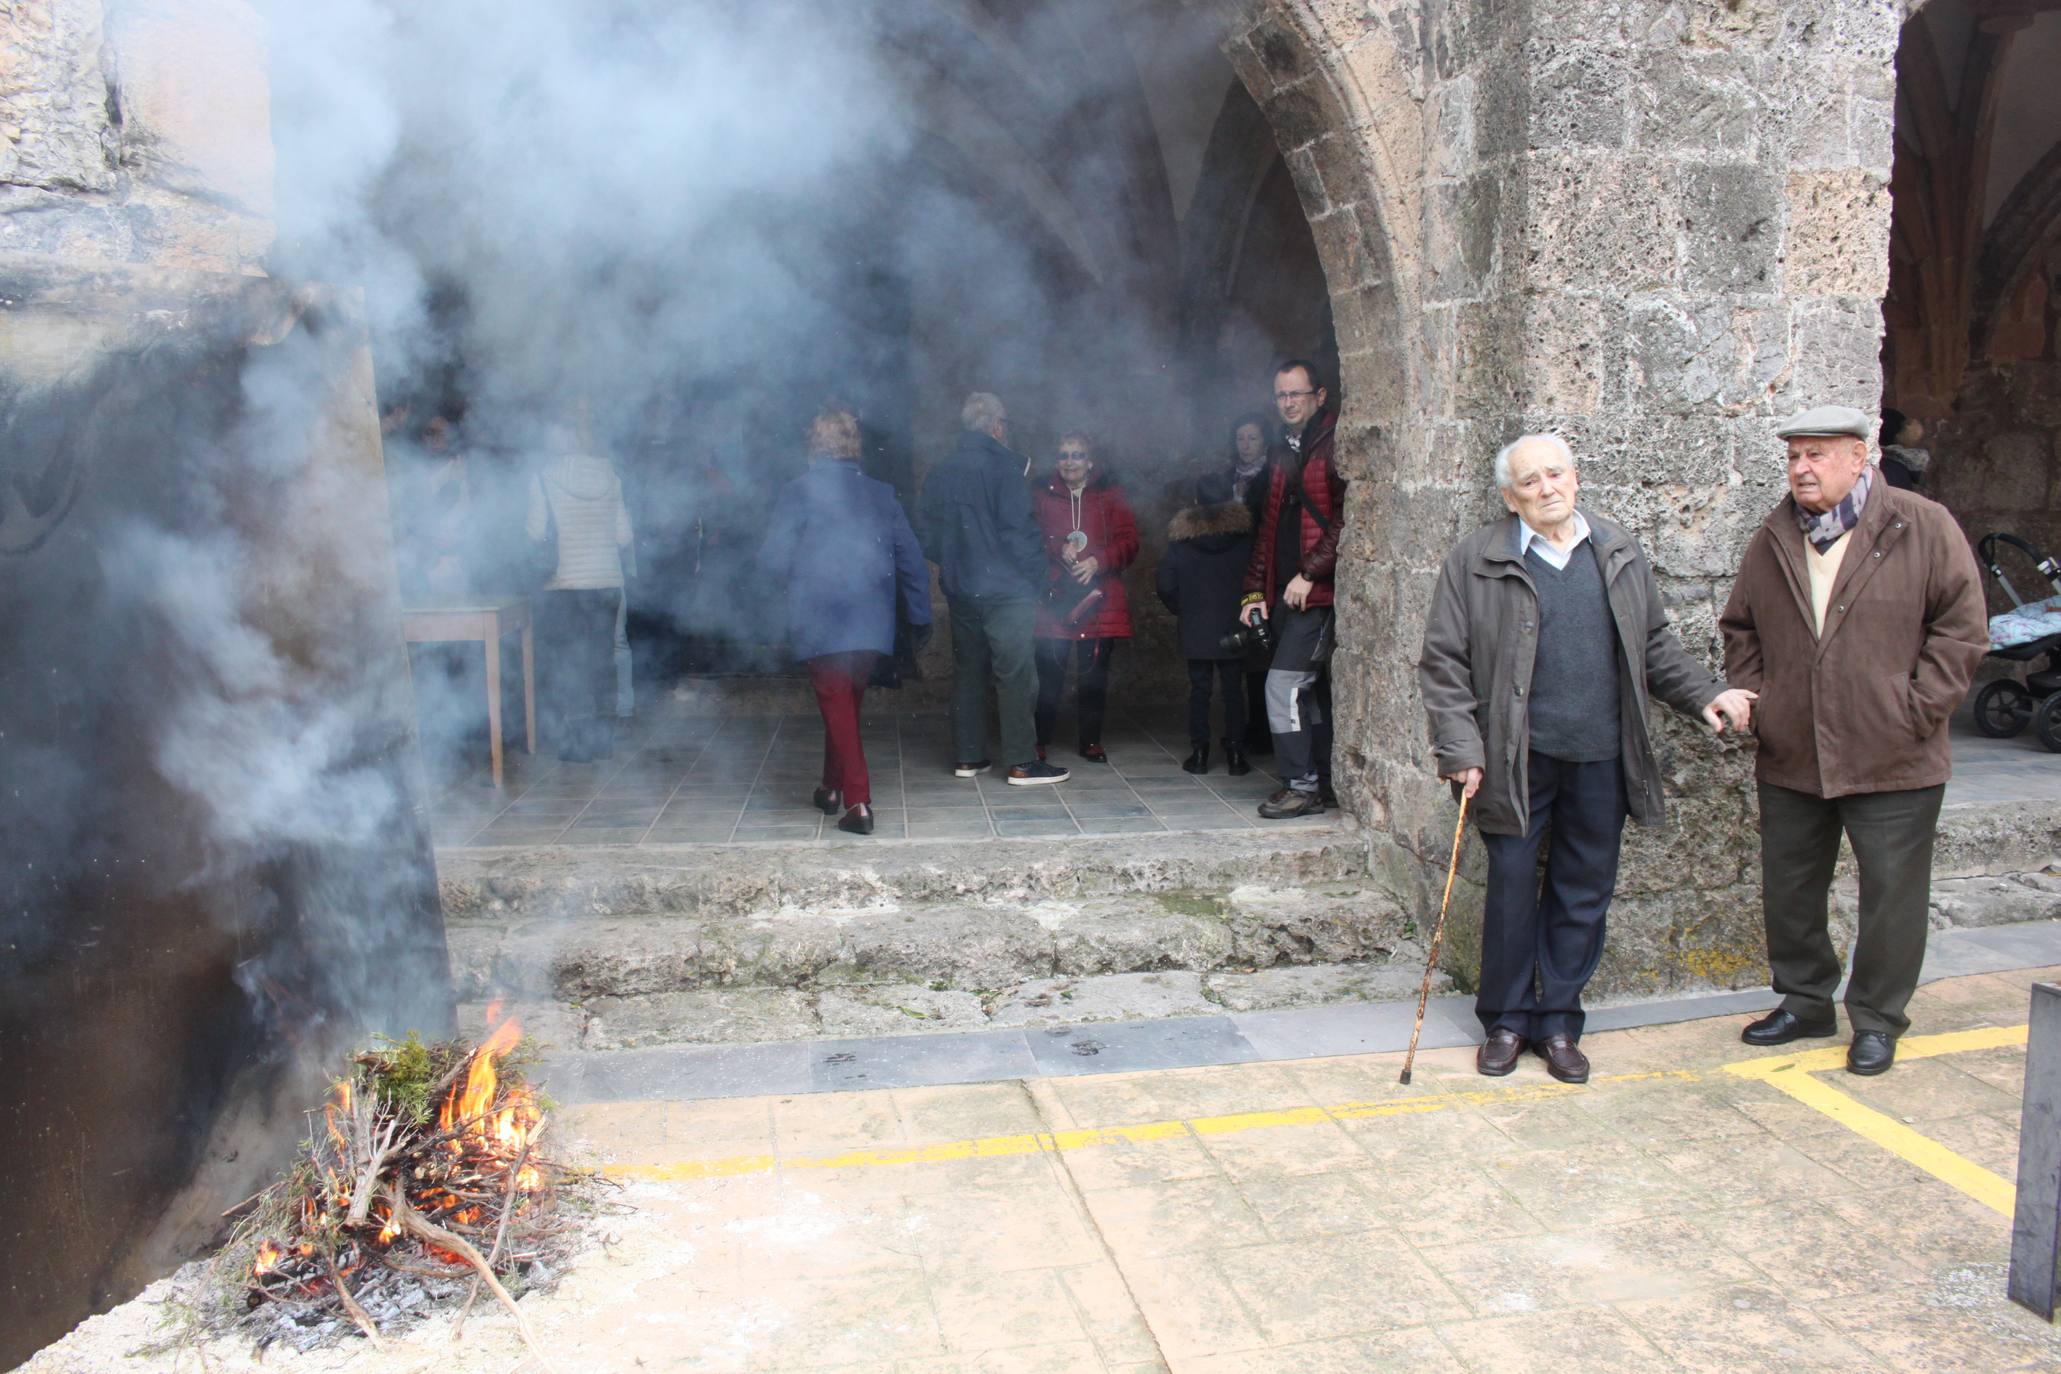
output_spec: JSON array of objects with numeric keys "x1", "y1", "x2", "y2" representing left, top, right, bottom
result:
[{"x1": 1773, "y1": 404, "x2": 1871, "y2": 440}]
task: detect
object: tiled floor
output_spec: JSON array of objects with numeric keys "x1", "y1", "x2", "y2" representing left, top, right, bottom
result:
[
  {"x1": 431, "y1": 713, "x2": 1345, "y2": 848},
  {"x1": 1944, "y1": 700, "x2": 2061, "y2": 807}
]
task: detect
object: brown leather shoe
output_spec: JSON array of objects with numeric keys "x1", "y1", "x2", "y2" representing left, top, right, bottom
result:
[
  {"x1": 1534, "y1": 1034, "x2": 1590, "y2": 1084},
  {"x1": 1476, "y1": 1028, "x2": 1527, "y2": 1076}
]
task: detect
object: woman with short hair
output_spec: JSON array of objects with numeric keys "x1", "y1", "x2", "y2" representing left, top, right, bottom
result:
[
  {"x1": 1032, "y1": 432, "x2": 1139, "y2": 763},
  {"x1": 758, "y1": 408, "x2": 931, "y2": 835}
]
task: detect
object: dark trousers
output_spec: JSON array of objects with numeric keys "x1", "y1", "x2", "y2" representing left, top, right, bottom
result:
[
  {"x1": 1758, "y1": 780, "x2": 1945, "y2": 1038},
  {"x1": 1035, "y1": 637, "x2": 1119, "y2": 748},
  {"x1": 1478, "y1": 752, "x2": 1628, "y2": 1041},
  {"x1": 1185, "y1": 659, "x2": 1247, "y2": 745},
  {"x1": 1243, "y1": 668, "x2": 1271, "y2": 749},
  {"x1": 947, "y1": 596, "x2": 1037, "y2": 768},
  {"x1": 807, "y1": 651, "x2": 880, "y2": 807},
  {"x1": 537, "y1": 588, "x2": 621, "y2": 760}
]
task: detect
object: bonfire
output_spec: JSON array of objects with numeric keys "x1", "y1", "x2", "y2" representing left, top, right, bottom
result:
[{"x1": 195, "y1": 1011, "x2": 592, "y2": 1365}]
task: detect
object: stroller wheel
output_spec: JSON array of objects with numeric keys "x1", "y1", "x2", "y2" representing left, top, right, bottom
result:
[
  {"x1": 1974, "y1": 679, "x2": 2034, "y2": 738},
  {"x1": 2036, "y1": 692, "x2": 2061, "y2": 753}
]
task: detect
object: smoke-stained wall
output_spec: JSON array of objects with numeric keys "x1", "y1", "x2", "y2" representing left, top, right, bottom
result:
[{"x1": 0, "y1": 265, "x2": 452, "y2": 1369}]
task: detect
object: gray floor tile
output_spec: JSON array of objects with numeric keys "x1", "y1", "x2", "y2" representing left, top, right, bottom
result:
[
  {"x1": 908, "y1": 819, "x2": 998, "y2": 838},
  {"x1": 1023, "y1": 1016, "x2": 1261, "y2": 1077},
  {"x1": 1075, "y1": 818, "x2": 1169, "y2": 835},
  {"x1": 1067, "y1": 802, "x2": 1155, "y2": 819},
  {"x1": 547, "y1": 1041, "x2": 815, "y2": 1103},
  {"x1": 557, "y1": 828, "x2": 650, "y2": 845},
  {"x1": 993, "y1": 818, "x2": 1080, "y2": 837},
  {"x1": 809, "y1": 1030, "x2": 1038, "y2": 1092}
]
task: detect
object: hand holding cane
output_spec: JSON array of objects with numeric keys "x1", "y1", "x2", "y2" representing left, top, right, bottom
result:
[{"x1": 1400, "y1": 789, "x2": 1470, "y2": 1086}]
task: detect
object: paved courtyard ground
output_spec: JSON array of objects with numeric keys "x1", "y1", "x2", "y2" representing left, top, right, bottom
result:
[
  {"x1": 30, "y1": 965, "x2": 2061, "y2": 1372},
  {"x1": 428, "y1": 711, "x2": 1333, "y2": 849}
]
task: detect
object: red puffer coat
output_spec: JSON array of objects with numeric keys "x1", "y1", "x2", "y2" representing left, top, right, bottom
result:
[
  {"x1": 1243, "y1": 407, "x2": 1346, "y2": 609},
  {"x1": 1033, "y1": 474, "x2": 1140, "y2": 639}
]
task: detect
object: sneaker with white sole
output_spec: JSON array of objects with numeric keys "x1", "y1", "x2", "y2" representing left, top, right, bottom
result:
[
  {"x1": 1006, "y1": 760, "x2": 1070, "y2": 786},
  {"x1": 952, "y1": 759, "x2": 992, "y2": 778}
]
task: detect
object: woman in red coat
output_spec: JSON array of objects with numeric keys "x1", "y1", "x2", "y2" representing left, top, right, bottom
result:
[{"x1": 1033, "y1": 432, "x2": 1140, "y2": 762}]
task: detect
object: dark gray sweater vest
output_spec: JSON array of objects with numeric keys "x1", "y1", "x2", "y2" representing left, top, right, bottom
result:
[{"x1": 1524, "y1": 544, "x2": 1621, "y2": 762}]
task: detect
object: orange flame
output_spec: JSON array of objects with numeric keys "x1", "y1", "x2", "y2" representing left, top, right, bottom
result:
[
  {"x1": 438, "y1": 1014, "x2": 534, "y2": 1169},
  {"x1": 253, "y1": 1240, "x2": 283, "y2": 1275}
]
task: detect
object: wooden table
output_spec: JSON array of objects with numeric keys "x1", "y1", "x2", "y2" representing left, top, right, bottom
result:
[{"x1": 402, "y1": 599, "x2": 535, "y2": 789}]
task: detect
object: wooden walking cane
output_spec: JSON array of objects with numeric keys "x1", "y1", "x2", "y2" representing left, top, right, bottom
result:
[{"x1": 1399, "y1": 790, "x2": 1470, "y2": 1086}]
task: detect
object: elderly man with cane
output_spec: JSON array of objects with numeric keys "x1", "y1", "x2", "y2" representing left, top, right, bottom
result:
[
  {"x1": 1418, "y1": 434, "x2": 1756, "y2": 1082},
  {"x1": 1721, "y1": 405, "x2": 1987, "y2": 1075}
]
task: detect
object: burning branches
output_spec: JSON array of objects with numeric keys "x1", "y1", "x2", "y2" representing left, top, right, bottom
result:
[{"x1": 208, "y1": 1015, "x2": 594, "y2": 1356}]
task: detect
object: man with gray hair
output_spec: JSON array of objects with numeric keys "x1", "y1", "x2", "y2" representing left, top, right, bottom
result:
[
  {"x1": 1419, "y1": 434, "x2": 1755, "y2": 1082},
  {"x1": 1721, "y1": 404, "x2": 1986, "y2": 1074},
  {"x1": 915, "y1": 393, "x2": 1069, "y2": 786}
]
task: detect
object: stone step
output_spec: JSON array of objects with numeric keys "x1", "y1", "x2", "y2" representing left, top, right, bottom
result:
[
  {"x1": 436, "y1": 825, "x2": 1368, "y2": 921},
  {"x1": 461, "y1": 958, "x2": 1452, "y2": 1053},
  {"x1": 446, "y1": 877, "x2": 1413, "y2": 1005}
]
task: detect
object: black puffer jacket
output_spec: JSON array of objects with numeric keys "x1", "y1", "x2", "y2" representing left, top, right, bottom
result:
[
  {"x1": 1156, "y1": 499, "x2": 1255, "y2": 660},
  {"x1": 915, "y1": 429, "x2": 1045, "y2": 602}
]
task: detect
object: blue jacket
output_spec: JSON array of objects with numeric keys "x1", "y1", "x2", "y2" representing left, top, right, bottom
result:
[
  {"x1": 914, "y1": 429, "x2": 1045, "y2": 602},
  {"x1": 759, "y1": 460, "x2": 932, "y2": 661}
]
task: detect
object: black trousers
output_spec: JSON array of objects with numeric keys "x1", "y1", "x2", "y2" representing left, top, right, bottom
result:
[
  {"x1": 1035, "y1": 637, "x2": 1119, "y2": 747},
  {"x1": 1477, "y1": 752, "x2": 1628, "y2": 1041},
  {"x1": 1757, "y1": 780, "x2": 1945, "y2": 1038},
  {"x1": 538, "y1": 588, "x2": 621, "y2": 760},
  {"x1": 1185, "y1": 660, "x2": 1247, "y2": 746}
]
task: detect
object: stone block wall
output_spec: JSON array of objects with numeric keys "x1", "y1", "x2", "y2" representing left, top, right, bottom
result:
[
  {"x1": 0, "y1": 0, "x2": 271, "y2": 272},
  {"x1": 1223, "y1": 0, "x2": 1909, "y2": 996}
]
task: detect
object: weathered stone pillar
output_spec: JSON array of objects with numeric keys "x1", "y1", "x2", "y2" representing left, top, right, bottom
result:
[
  {"x1": 1215, "y1": 0, "x2": 1906, "y2": 995},
  {"x1": 0, "y1": 5, "x2": 446, "y2": 1364}
]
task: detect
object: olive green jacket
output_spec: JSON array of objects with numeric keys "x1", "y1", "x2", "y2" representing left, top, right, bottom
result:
[{"x1": 1417, "y1": 510, "x2": 1727, "y2": 836}]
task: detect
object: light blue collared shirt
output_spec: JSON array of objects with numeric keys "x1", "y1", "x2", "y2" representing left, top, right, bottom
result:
[{"x1": 1517, "y1": 510, "x2": 1592, "y2": 572}]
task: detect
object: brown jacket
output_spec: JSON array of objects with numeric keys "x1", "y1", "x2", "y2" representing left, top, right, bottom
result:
[
  {"x1": 1417, "y1": 510, "x2": 1727, "y2": 836},
  {"x1": 1719, "y1": 484, "x2": 1987, "y2": 799}
]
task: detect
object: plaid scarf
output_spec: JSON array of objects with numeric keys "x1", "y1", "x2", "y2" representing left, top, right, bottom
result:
[{"x1": 1795, "y1": 464, "x2": 1873, "y2": 554}]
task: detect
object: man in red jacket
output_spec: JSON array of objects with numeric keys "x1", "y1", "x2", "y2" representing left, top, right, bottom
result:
[{"x1": 1240, "y1": 359, "x2": 1346, "y2": 819}]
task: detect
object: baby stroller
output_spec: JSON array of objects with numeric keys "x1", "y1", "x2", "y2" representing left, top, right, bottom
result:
[{"x1": 1970, "y1": 533, "x2": 2061, "y2": 751}]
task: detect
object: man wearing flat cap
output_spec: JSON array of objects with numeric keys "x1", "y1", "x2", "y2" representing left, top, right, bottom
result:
[{"x1": 1720, "y1": 404, "x2": 1988, "y2": 1075}]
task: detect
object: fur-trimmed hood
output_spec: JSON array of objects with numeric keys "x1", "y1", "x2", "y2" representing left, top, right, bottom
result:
[{"x1": 1168, "y1": 500, "x2": 1252, "y2": 549}]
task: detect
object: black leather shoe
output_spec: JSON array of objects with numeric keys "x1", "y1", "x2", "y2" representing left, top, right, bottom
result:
[
  {"x1": 1224, "y1": 743, "x2": 1250, "y2": 776},
  {"x1": 812, "y1": 787, "x2": 841, "y2": 815},
  {"x1": 1847, "y1": 1030, "x2": 1895, "y2": 1076},
  {"x1": 1476, "y1": 1028, "x2": 1526, "y2": 1076},
  {"x1": 837, "y1": 803, "x2": 874, "y2": 836},
  {"x1": 1182, "y1": 746, "x2": 1209, "y2": 774},
  {"x1": 1741, "y1": 1009, "x2": 1838, "y2": 1046},
  {"x1": 1535, "y1": 1034, "x2": 1590, "y2": 1084}
]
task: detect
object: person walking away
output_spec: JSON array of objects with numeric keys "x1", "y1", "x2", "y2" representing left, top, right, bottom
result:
[
  {"x1": 527, "y1": 398, "x2": 632, "y2": 762},
  {"x1": 1158, "y1": 472, "x2": 1255, "y2": 775},
  {"x1": 759, "y1": 408, "x2": 932, "y2": 835},
  {"x1": 1033, "y1": 433, "x2": 1139, "y2": 763},
  {"x1": 1240, "y1": 359, "x2": 1345, "y2": 817},
  {"x1": 914, "y1": 392, "x2": 1069, "y2": 786},
  {"x1": 1419, "y1": 434, "x2": 1756, "y2": 1083},
  {"x1": 1721, "y1": 404, "x2": 1987, "y2": 1075}
]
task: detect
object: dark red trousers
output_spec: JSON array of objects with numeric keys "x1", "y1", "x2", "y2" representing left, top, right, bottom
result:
[{"x1": 807, "y1": 651, "x2": 880, "y2": 806}]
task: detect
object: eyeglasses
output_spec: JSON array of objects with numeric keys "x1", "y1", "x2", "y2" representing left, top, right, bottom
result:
[
  {"x1": 1274, "y1": 389, "x2": 1316, "y2": 402},
  {"x1": 1058, "y1": 452, "x2": 1090, "y2": 462}
]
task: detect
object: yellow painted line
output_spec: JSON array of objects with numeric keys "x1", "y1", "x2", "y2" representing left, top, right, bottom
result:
[
  {"x1": 1737, "y1": 1067, "x2": 2017, "y2": 1216},
  {"x1": 606, "y1": 1027, "x2": 2031, "y2": 1190},
  {"x1": 609, "y1": 1068, "x2": 1696, "y2": 1183},
  {"x1": 1723, "y1": 1022, "x2": 2027, "y2": 1218}
]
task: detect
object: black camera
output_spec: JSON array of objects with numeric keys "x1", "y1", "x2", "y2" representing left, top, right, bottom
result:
[{"x1": 1219, "y1": 614, "x2": 1275, "y2": 657}]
